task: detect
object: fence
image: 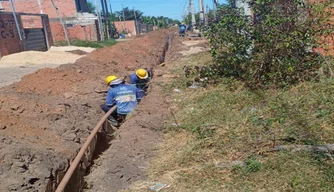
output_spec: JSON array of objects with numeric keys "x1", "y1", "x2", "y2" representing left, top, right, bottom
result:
[
  {"x1": 137, "y1": 22, "x2": 153, "y2": 35},
  {"x1": 114, "y1": 20, "x2": 154, "y2": 36}
]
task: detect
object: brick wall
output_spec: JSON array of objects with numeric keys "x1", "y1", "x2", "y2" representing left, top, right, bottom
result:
[
  {"x1": 1, "y1": 0, "x2": 99, "y2": 43},
  {"x1": 1, "y1": 0, "x2": 77, "y2": 18},
  {"x1": 0, "y1": 13, "x2": 23, "y2": 58},
  {"x1": 50, "y1": 21, "x2": 98, "y2": 42},
  {"x1": 114, "y1": 20, "x2": 136, "y2": 36},
  {"x1": 20, "y1": 15, "x2": 43, "y2": 28}
]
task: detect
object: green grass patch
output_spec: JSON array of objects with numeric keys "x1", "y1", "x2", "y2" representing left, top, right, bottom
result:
[
  {"x1": 147, "y1": 50, "x2": 334, "y2": 192},
  {"x1": 55, "y1": 39, "x2": 117, "y2": 48}
]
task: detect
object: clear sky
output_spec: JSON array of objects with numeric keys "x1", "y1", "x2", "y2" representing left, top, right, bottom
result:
[{"x1": 88, "y1": 0, "x2": 226, "y2": 20}]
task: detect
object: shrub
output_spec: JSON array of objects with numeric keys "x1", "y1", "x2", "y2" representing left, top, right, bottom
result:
[{"x1": 204, "y1": 0, "x2": 333, "y2": 88}]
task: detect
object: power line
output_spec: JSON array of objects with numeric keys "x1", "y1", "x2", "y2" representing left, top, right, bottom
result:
[{"x1": 50, "y1": 0, "x2": 70, "y2": 45}]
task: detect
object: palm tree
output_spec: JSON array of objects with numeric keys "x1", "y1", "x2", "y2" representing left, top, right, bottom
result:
[{"x1": 116, "y1": 7, "x2": 143, "y2": 21}]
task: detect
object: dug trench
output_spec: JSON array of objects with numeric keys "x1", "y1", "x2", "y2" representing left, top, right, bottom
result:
[{"x1": 0, "y1": 29, "x2": 175, "y2": 192}]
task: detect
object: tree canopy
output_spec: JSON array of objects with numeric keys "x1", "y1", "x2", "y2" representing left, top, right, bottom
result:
[
  {"x1": 111, "y1": 7, "x2": 179, "y2": 27},
  {"x1": 115, "y1": 7, "x2": 143, "y2": 21}
]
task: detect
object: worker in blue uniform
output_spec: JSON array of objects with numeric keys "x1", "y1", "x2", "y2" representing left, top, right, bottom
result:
[
  {"x1": 100, "y1": 75, "x2": 143, "y2": 127},
  {"x1": 129, "y1": 68, "x2": 152, "y2": 95},
  {"x1": 179, "y1": 22, "x2": 187, "y2": 36}
]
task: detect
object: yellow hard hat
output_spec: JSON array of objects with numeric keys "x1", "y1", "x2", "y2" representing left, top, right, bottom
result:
[
  {"x1": 136, "y1": 69, "x2": 148, "y2": 79},
  {"x1": 182, "y1": 22, "x2": 185, "y2": 24},
  {"x1": 105, "y1": 75, "x2": 118, "y2": 85}
]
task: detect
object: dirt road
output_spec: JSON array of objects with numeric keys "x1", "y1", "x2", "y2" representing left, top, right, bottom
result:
[{"x1": 0, "y1": 30, "x2": 171, "y2": 191}]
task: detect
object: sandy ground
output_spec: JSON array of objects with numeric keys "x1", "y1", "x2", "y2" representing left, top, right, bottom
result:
[
  {"x1": 0, "y1": 46, "x2": 96, "y2": 88},
  {"x1": 179, "y1": 40, "x2": 208, "y2": 56}
]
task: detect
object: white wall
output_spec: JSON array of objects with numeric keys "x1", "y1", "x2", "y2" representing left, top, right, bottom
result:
[{"x1": 235, "y1": 0, "x2": 252, "y2": 16}]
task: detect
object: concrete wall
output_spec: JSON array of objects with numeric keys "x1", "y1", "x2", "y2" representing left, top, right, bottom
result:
[{"x1": 0, "y1": 13, "x2": 23, "y2": 57}]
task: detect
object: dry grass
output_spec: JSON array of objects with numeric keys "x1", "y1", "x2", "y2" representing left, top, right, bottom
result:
[{"x1": 126, "y1": 46, "x2": 334, "y2": 191}]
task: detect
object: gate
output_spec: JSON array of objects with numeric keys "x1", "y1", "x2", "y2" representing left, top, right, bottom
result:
[
  {"x1": 19, "y1": 13, "x2": 53, "y2": 52},
  {"x1": 24, "y1": 28, "x2": 47, "y2": 51},
  {"x1": 0, "y1": 12, "x2": 53, "y2": 58}
]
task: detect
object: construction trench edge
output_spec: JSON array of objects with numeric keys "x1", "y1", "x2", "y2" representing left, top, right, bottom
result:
[
  {"x1": 63, "y1": 34, "x2": 173, "y2": 192},
  {"x1": 0, "y1": 30, "x2": 174, "y2": 192}
]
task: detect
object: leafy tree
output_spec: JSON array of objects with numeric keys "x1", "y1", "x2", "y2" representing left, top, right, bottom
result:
[
  {"x1": 112, "y1": 7, "x2": 179, "y2": 27},
  {"x1": 141, "y1": 16, "x2": 155, "y2": 25},
  {"x1": 109, "y1": 13, "x2": 118, "y2": 22},
  {"x1": 115, "y1": 7, "x2": 143, "y2": 20}
]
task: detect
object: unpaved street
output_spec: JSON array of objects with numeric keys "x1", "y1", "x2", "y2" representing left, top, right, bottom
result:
[{"x1": 0, "y1": 64, "x2": 59, "y2": 87}]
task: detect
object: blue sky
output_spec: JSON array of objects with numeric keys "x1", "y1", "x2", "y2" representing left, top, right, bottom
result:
[{"x1": 88, "y1": 0, "x2": 226, "y2": 20}]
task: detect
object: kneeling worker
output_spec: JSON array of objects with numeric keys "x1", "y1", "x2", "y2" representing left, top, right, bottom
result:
[
  {"x1": 129, "y1": 68, "x2": 152, "y2": 94},
  {"x1": 100, "y1": 75, "x2": 142, "y2": 127}
]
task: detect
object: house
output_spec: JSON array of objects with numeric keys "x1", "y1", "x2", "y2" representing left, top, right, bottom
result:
[{"x1": 0, "y1": 0, "x2": 99, "y2": 42}]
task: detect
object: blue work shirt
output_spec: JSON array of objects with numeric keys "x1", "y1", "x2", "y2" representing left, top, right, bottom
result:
[
  {"x1": 179, "y1": 24, "x2": 186, "y2": 31},
  {"x1": 129, "y1": 71, "x2": 150, "y2": 90},
  {"x1": 106, "y1": 84, "x2": 141, "y2": 115}
]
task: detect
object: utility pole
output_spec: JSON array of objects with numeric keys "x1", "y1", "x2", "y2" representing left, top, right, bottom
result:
[
  {"x1": 214, "y1": 0, "x2": 219, "y2": 10},
  {"x1": 95, "y1": 0, "x2": 103, "y2": 40},
  {"x1": 104, "y1": 0, "x2": 110, "y2": 39},
  {"x1": 213, "y1": 0, "x2": 217, "y2": 20},
  {"x1": 50, "y1": 0, "x2": 70, "y2": 45},
  {"x1": 37, "y1": 0, "x2": 43, "y2": 14},
  {"x1": 205, "y1": 4, "x2": 209, "y2": 25},
  {"x1": 199, "y1": 0, "x2": 204, "y2": 26},
  {"x1": 189, "y1": 0, "x2": 196, "y2": 26},
  {"x1": 100, "y1": 0, "x2": 107, "y2": 39},
  {"x1": 122, "y1": 4, "x2": 125, "y2": 32},
  {"x1": 9, "y1": 0, "x2": 22, "y2": 41},
  {"x1": 133, "y1": 7, "x2": 139, "y2": 35}
]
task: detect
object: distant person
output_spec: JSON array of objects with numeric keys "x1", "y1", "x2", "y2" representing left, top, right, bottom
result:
[
  {"x1": 100, "y1": 75, "x2": 143, "y2": 127},
  {"x1": 179, "y1": 22, "x2": 187, "y2": 36},
  {"x1": 129, "y1": 68, "x2": 152, "y2": 95},
  {"x1": 187, "y1": 24, "x2": 192, "y2": 31}
]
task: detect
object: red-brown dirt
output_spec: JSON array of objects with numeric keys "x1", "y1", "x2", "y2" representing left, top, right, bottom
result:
[
  {"x1": 84, "y1": 33, "x2": 190, "y2": 192},
  {"x1": 0, "y1": 29, "x2": 172, "y2": 192}
]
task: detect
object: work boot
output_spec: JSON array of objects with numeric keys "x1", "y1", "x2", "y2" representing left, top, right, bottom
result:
[{"x1": 107, "y1": 115, "x2": 120, "y2": 127}]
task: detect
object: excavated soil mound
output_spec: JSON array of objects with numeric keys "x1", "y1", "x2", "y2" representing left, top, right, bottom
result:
[
  {"x1": 0, "y1": 30, "x2": 171, "y2": 192},
  {"x1": 14, "y1": 31, "x2": 169, "y2": 97}
]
